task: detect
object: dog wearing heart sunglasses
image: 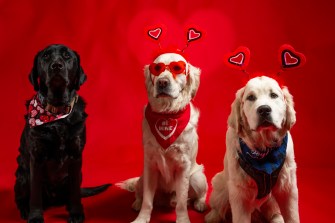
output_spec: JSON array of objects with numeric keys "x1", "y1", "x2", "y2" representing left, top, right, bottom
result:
[{"x1": 118, "y1": 52, "x2": 208, "y2": 223}]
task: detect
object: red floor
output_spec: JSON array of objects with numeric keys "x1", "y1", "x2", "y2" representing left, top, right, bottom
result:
[{"x1": 0, "y1": 166, "x2": 333, "y2": 223}]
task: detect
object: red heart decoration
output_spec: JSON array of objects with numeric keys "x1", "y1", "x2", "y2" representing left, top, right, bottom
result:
[
  {"x1": 127, "y1": 10, "x2": 234, "y2": 73},
  {"x1": 148, "y1": 27, "x2": 162, "y2": 40},
  {"x1": 30, "y1": 109, "x2": 38, "y2": 118},
  {"x1": 187, "y1": 28, "x2": 202, "y2": 42},
  {"x1": 284, "y1": 52, "x2": 298, "y2": 65},
  {"x1": 279, "y1": 44, "x2": 306, "y2": 69},
  {"x1": 229, "y1": 53, "x2": 244, "y2": 65},
  {"x1": 155, "y1": 118, "x2": 177, "y2": 140},
  {"x1": 223, "y1": 46, "x2": 250, "y2": 70}
]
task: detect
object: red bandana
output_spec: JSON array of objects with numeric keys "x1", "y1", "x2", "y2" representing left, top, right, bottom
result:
[
  {"x1": 27, "y1": 94, "x2": 74, "y2": 128},
  {"x1": 145, "y1": 103, "x2": 191, "y2": 149}
]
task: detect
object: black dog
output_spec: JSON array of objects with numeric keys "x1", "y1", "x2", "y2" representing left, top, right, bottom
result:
[{"x1": 15, "y1": 44, "x2": 110, "y2": 223}]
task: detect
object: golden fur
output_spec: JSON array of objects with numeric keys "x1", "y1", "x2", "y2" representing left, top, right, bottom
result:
[{"x1": 205, "y1": 76, "x2": 299, "y2": 223}]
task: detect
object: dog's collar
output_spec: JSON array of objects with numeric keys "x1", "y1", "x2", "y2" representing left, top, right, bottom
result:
[
  {"x1": 145, "y1": 103, "x2": 190, "y2": 149},
  {"x1": 27, "y1": 94, "x2": 78, "y2": 128},
  {"x1": 238, "y1": 134, "x2": 288, "y2": 199}
]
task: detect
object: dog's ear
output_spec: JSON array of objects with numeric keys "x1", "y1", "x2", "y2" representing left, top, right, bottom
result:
[
  {"x1": 143, "y1": 65, "x2": 152, "y2": 90},
  {"x1": 228, "y1": 87, "x2": 245, "y2": 134},
  {"x1": 187, "y1": 63, "x2": 201, "y2": 99},
  {"x1": 282, "y1": 87, "x2": 296, "y2": 130},
  {"x1": 74, "y1": 51, "x2": 87, "y2": 90},
  {"x1": 28, "y1": 51, "x2": 41, "y2": 91}
]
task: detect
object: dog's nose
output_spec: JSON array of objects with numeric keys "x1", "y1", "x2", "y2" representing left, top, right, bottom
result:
[
  {"x1": 157, "y1": 78, "x2": 170, "y2": 89},
  {"x1": 257, "y1": 105, "x2": 272, "y2": 117},
  {"x1": 51, "y1": 61, "x2": 64, "y2": 70}
]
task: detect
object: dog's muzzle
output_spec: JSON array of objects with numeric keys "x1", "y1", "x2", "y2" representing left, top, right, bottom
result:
[
  {"x1": 257, "y1": 105, "x2": 274, "y2": 127},
  {"x1": 257, "y1": 105, "x2": 271, "y2": 118},
  {"x1": 157, "y1": 78, "x2": 170, "y2": 90},
  {"x1": 50, "y1": 61, "x2": 64, "y2": 71},
  {"x1": 156, "y1": 78, "x2": 173, "y2": 97}
]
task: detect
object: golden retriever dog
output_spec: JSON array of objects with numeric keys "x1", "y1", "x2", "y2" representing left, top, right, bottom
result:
[
  {"x1": 118, "y1": 52, "x2": 208, "y2": 223},
  {"x1": 205, "y1": 75, "x2": 299, "y2": 223}
]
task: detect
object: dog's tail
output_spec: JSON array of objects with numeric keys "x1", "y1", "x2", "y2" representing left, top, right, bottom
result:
[
  {"x1": 116, "y1": 177, "x2": 139, "y2": 192},
  {"x1": 81, "y1": 184, "x2": 112, "y2": 198}
]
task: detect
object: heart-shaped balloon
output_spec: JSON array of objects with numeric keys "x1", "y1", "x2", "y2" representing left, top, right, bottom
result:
[
  {"x1": 279, "y1": 44, "x2": 306, "y2": 69},
  {"x1": 223, "y1": 46, "x2": 250, "y2": 70},
  {"x1": 187, "y1": 28, "x2": 202, "y2": 42},
  {"x1": 147, "y1": 27, "x2": 162, "y2": 40},
  {"x1": 127, "y1": 9, "x2": 234, "y2": 73}
]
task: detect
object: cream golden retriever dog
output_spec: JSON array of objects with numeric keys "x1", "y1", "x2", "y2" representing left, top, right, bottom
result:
[
  {"x1": 118, "y1": 52, "x2": 208, "y2": 223},
  {"x1": 205, "y1": 76, "x2": 299, "y2": 223}
]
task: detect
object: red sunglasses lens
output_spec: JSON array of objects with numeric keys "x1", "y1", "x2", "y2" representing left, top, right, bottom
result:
[
  {"x1": 149, "y1": 63, "x2": 164, "y2": 76},
  {"x1": 169, "y1": 61, "x2": 186, "y2": 74}
]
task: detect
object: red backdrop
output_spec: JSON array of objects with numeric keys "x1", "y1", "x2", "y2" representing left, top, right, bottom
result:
[{"x1": 0, "y1": 0, "x2": 334, "y2": 222}]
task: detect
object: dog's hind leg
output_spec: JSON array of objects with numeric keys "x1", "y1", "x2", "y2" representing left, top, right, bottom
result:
[
  {"x1": 205, "y1": 171, "x2": 230, "y2": 223},
  {"x1": 189, "y1": 164, "x2": 208, "y2": 212},
  {"x1": 132, "y1": 176, "x2": 143, "y2": 211}
]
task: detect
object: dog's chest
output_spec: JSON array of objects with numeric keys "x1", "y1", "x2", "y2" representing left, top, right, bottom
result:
[
  {"x1": 45, "y1": 159, "x2": 70, "y2": 183},
  {"x1": 27, "y1": 122, "x2": 83, "y2": 161},
  {"x1": 147, "y1": 145, "x2": 191, "y2": 187}
]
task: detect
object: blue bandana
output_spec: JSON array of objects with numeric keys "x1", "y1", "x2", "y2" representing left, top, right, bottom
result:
[{"x1": 238, "y1": 134, "x2": 288, "y2": 199}]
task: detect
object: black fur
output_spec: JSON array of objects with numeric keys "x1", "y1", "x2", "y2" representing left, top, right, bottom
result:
[{"x1": 15, "y1": 44, "x2": 110, "y2": 223}]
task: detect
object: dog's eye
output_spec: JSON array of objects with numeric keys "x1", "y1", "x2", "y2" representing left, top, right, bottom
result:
[
  {"x1": 154, "y1": 64, "x2": 162, "y2": 71},
  {"x1": 63, "y1": 52, "x2": 71, "y2": 59},
  {"x1": 172, "y1": 65, "x2": 181, "y2": 72},
  {"x1": 246, "y1": 95, "x2": 256, "y2": 101},
  {"x1": 169, "y1": 61, "x2": 186, "y2": 74},
  {"x1": 149, "y1": 63, "x2": 165, "y2": 76},
  {"x1": 270, "y1": 92, "x2": 278, "y2": 99},
  {"x1": 42, "y1": 53, "x2": 50, "y2": 60}
]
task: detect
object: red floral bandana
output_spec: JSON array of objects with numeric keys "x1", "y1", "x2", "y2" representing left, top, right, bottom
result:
[
  {"x1": 27, "y1": 94, "x2": 75, "y2": 128},
  {"x1": 145, "y1": 103, "x2": 191, "y2": 149}
]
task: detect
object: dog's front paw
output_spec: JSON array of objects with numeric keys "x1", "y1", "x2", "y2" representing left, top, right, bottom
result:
[
  {"x1": 68, "y1": 213, "x2": 85, "y2": 223},
  {"x1": 270, "y1": 213, "x2": 284, "y2": 223},
  {"x1": 131, "y1": 214, "x2": 151, "y2": 223},
  {"x1": 28, "y1": 210, "x2": 44, "y2": 223},
  {"x1": 194, "y1": 199, "x2": 207, "y2": 212},
  {"x1": 19, "y1": 208, "x2": 29, "y2": 220},
  {"x1": 27, "y1": 217, "x2": 44, "y2": 223},
  {"x1": 176, "y1": 215, "x2": 191, "y2": 223},
  {"x1": 131, "y1": 218, "x2": 150, "y2": 223}
]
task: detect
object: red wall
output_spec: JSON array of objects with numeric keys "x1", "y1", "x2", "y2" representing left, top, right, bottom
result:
[{"x1": 0, "y1": 0, "x2": 333, "y2": 221}]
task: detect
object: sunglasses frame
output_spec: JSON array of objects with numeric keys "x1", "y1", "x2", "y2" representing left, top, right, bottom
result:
[{"x1": 149, "y1": 61, "x2": 187, "y2": 77}]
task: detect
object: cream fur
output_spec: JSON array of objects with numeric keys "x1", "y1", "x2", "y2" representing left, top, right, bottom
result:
[
  {"x1": 118, "y1": 53, "x2": 207, "y2": 223},
  {"x1": 205, "y1": 76, "x2": 299, "y2": 223}
]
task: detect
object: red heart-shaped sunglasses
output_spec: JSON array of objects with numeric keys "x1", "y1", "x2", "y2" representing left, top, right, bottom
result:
[{"x1": 149, "y1": 61, "x2": 186, "y2": 77}]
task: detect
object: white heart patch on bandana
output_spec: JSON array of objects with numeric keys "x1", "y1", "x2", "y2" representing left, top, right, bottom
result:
[{"x1": 155, "y1": 118, "x2": 178, "y2": 140}]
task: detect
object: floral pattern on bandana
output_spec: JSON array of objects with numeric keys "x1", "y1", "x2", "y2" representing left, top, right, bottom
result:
[{"x1": 27, "y1": 95, "x2": 72, "y2": 127}]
